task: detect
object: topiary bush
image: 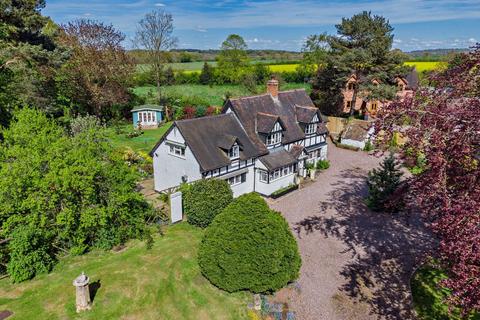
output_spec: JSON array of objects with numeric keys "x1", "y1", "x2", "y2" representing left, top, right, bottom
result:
[
  {"x1": 183, "y1": 179, "x2": 233, "y2": 228},
  {"x1": 198, "y1": 193, "x2": 301, "y2": 293}
]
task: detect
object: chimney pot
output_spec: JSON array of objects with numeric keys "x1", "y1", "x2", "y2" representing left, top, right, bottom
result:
[{"x1": 267, "y1": 78, "x2": 279, "y2": 98}]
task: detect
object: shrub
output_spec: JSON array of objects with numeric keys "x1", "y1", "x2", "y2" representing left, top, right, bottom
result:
[
  {"x1": 198, "y1": 193, "x2": 301, "y2": 293},
  {"x1": 0, "y1": 109, "x2": 152, "y2": 281},
  {"x1": 183, "y1": 179, "x2": 233, "y2": 228},
  {"x1": 7, "y1": 226, "x2": 56, "y2": 283},
  {"x1": 366, "y1": 153, "x2": 403, "y2": 211},
  {"x1": 363, "y1": 139, "x2": 374, "y2": 151},
  {"x1": 316, "y1": 159, "x2": 330, "y2": 170}
]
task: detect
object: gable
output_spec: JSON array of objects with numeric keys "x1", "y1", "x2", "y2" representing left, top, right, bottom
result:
[{"x1": 227, "y1": 89, "x2": 316, "y2": 147}]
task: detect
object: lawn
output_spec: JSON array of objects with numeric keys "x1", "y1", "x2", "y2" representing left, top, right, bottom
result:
[
  {"x1": 106, "y1": 122, "x2": 172, "y2": 153},
  {"x1": 0, "y1": 223, "x2": 249, "y2": 320},
  {"x1": 411, "y1": 265, "x2": 479, "y2": 320},
  {"x1": 133, "y1": 83, "x2": 311, "y2": 106}
]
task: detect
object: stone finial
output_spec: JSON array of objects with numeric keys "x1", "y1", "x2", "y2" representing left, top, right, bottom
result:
[{"x1": 73, "y1": 272, "x2": 91, "y2": 312}]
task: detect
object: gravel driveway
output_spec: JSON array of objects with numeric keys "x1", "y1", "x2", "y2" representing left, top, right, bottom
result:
[{"x1": 268, "y1": 142, "x2": 435, "y2": 320}]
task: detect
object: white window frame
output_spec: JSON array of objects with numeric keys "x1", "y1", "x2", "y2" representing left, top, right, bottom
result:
[
  {"x1": 266, "y1": 132, "x2": 282, "y2": 146},
  {"x1": 305, "y1": 123, "x2": 317, "y2": 135},
  {"x1": 138, "y1": 111, "x2": 157, "y2": 125},
  {"x1": 229, "y1": 144, "x2": 240, "y2": 159},
  {"x1": 259, "y1": 170, "x2": 269, "y2": 183},
  {"x1": 168, "y1": 143, "x2": 186, "y2": 158},
  {"x1": 226, "y1": 173, "x2": 246, "y2": 186},
  {"x1": 268, "y1": 164, "x2": 297, "y2": 182}
]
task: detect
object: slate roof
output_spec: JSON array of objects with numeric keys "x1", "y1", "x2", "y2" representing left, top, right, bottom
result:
[
  {"x1": 295, "y1": 105, "x2": 319, "y2": 123},
  {"x1": 174, "y1": 114, "x2": 265, "y2": 172},
  {"x1": 259, "y1": 148, "x2": 298, "y2": 171},
  {"x1": 289, "y1": 144, "x2": 305, "y2": 159},
  {"x1": 341, "y1": 121, "x2": 371, "y2": 142},
  {"x1": 224, "y1": 89, "x2": 316, "y2": 148},
  {"x1": 256, "y1": 112, "x2": 284, "y2": 134}
]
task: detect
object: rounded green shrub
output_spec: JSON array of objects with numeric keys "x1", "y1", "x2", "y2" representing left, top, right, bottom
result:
[
  {"x1": 198, "y1": 193, "x2": 301, "y2": 293},
  {"x1": 184, "y1": 179, "x2": 233, "y2": 228}
]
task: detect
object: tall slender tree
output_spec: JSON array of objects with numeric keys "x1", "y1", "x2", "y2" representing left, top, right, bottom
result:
[
  {"x1": 135, "y1": 9, "x2": 177, "y2": 120},
  {"x1": 216, "y1": 34, "x2": 249, "y2": 84}
]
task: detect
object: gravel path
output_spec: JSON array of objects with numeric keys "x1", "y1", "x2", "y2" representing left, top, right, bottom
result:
[{"x1": 268, "y1": 142, "x2": 435, "y2": 320}]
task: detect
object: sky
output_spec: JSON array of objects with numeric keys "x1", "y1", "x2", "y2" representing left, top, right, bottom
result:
[{"x1": 43, "y1": 0, "x2": 480, "y2": 52}]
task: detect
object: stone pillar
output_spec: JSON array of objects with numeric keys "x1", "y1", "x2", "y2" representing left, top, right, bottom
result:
[{"x1": 73, "y1": 272, "x2": 91, "y2": 312}]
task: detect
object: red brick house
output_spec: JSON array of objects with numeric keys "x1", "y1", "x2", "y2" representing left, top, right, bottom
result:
[{"x1": 342, "y1": 69, "x2": 419, "y2": 117}]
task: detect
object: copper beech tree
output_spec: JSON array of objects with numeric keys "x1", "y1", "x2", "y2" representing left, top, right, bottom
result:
[
  {"x1": 58, "y1": 19, "x2": 134, "y2": 118},
  {"x1": 374, "y1": 46, "x2": 480, "y2": 314}
]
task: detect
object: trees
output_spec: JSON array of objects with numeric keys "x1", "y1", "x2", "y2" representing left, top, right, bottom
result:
[
  {"x1": 183, "y1": 179, "x2": 233, "y2": 228},
  {"x1": 374, "y1": 45, "x2": 480, "y2": 314},
  {"x1": 0, "y1": 108, "x2": 151, "y2": 282},
  {"x1": 0, "y1": 0, "x2": 66, "y2": 125},
  {"x1": 135, "y1": 9, "x2": 177, "y2": 119},
  {"x1": 198, "y1": 193, "x2": 301, "y2": 293},
  {"x1": 216, "y1": 34, "x2": 249, "y2": 84},
  {"x1": 366, "y1": 153, "x2": 403, "y2": 211},
  {"x1": 58, "y1": 19, "x2": 134, "y2": 119},
  {"x1": 310, "y1": 11, "x2": 408, "y2": 116}
]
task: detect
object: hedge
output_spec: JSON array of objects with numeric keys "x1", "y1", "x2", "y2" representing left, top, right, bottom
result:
[
  {"x1": 198, "y1": 193, "x2": 301, "y2": 293},
  {"x1": 183, "y1": 179, "x2": 233, "y2": 228}
]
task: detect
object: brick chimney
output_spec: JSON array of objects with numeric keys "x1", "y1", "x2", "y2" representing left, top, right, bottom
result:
[{"x1": 267, "y1": 78, "x2": 279, "y2": 98}]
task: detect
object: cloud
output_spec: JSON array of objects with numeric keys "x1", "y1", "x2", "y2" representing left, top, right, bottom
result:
[
  {"x1": 469, "y1": 38, "x2": 477, "y2": 43},
  {"x1": 195, "y1": 25, "x2": 207, "y2": 32},
  {"x1": 154, "y1": 3, "x2": 165, "y2": 7}
]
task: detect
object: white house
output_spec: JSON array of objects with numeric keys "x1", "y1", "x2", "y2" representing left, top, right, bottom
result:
[{"x1": 150, "y1": 79, "x2": 329, "y2": 197}]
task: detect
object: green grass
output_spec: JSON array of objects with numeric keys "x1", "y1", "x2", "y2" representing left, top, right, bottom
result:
[
  {"x1": 106, "y1": 122, "x2": 172, "y2": 153},
  {"x1": 0, "y1": 223, "x2": 249, "y2": 320},
  {"x1": 411, "y1": 265, "x2": 479, "y2": 320},
  {"x1": 133, "y1": 83, "x2": 310, "y2": 107}
]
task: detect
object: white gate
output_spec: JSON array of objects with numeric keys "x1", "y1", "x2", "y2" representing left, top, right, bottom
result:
[{"x1": 170, "y1": 191, "x2": 183, "y2": 223}]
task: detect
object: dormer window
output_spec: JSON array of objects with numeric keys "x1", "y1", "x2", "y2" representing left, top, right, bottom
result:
[
  {"x1": 347, "y1": 82, "x2": 355, "y2": 90},
  {"x1": 305, "y1": 123, "x2": 317, "y2": 134},
  {"x1": 229, "y1": 144, "x2": 239, "y2": 159},
  {"x1": 266, "y1": 132, "x2": 282, "y2": 146}
]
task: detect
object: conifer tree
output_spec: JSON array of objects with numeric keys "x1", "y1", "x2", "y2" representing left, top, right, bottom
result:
[{"x1": 366, "y1": 153, "x2": 403, "y2": 211}]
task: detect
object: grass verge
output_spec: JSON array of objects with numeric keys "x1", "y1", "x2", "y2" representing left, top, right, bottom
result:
[{"x1": 0, "y1": 223, "x2": 249, "y2": 320}]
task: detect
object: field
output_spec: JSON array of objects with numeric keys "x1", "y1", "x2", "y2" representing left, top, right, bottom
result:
[
  {"x1": 411, "y1": 265, "x2": 479, "y2": 320},
  {"x1": 106, "y1": 123, "x2": 172, "y2": 153},
  {"x1": 137, "y1": 61, "x2": 444, "y2": 74},
  {"x1": 0, "y1": 223, "x2": 249, "y2": 320},
  {"x1": 133, "y1": 83, "x2": 310, "y2": 106},
  {"x1": 404, "y1": 61, "x2": 447, "y2": 72}
]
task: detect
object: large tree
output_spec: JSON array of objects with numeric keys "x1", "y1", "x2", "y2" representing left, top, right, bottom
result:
[
  {"x1": 216, "y1": 34, "x2": 249, "y2": 84},
  {"x1": 375, "y1": 46, "x2": 480, "y2": 315},
  {"x1": 310, "y1": 11, "x2": 408, "y2": 116},
  {"x1": 0, "y1": 0, "x2": 66, "y2": 125},
  {"x1": 134, "y1": 9, "x2": 177, "y2": 119},
  {"x1": 58, "y1": 19, "x2": 134, "y2": 119}
]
